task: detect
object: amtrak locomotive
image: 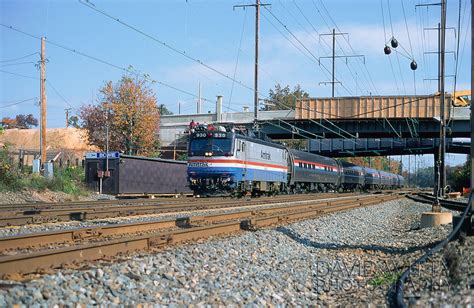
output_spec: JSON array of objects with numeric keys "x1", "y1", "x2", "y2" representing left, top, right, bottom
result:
[{"x1": 187, "y1": 125, "x2": 404, "y2": 196}]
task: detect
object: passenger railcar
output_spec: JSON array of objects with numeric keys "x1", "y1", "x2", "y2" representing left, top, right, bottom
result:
[
  {"x1": 340, "y1": 161, "x2": 365, "y2": 191},
  {"x1": 363, "y1": 167, "x2": 381, "y2": 190},
  {"x1": 289, "y1": 149, "x2": 341, "y2": 193}
]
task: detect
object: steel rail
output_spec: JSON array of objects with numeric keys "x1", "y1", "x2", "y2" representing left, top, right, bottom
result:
[
  {"x1": 0, "y1": 193, "x2": 362, "y2": 227},
  {"x1": 0, "y1": 195, "x2": 397, "y2": 251},
  {"x1": 0, "y1": 192, "x2": 355, "y2": 212},
  {"x1": 406, "y1": 193, "x2": 467, "y2": 212},
  {"x1": 0, "y1": 194, "x2": 402, "y2": 277}
]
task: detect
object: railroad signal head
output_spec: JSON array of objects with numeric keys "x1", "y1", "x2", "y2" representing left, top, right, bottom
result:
[{"x1": 384, "y1": 45, "x2": 391, "y2": 55}]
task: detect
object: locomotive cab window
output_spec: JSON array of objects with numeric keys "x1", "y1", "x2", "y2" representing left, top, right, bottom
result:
[{"x1": 189, "y1": 135, "x2": 233, "y2": 156}]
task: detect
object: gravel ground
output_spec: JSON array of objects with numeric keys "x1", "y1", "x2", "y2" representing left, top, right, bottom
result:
[
  {"x1": 0, "y1": 190, "x2": 115, "y2": 204},
  {"x1": 402, "y1": 235, "x2": 473, "y2": 306},
  {"x1": 0, "y1": 198, "x2": 466, "y2": 306}
]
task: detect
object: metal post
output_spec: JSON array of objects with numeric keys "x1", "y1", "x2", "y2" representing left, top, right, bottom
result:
[
  {"x1": 40, "y1": 37, "x2": 47, "y2": 166},
  {"x1": 470, "y1": 0, "x2": 473, "y2": 217},
  {"x1": 439, "y1": 0, "x2": 447, "y2": 197},
  {"x1": 438, "y1": 23, "x2": 441, "y2": 92},
  {"x1": 254, "y1": 0, "x2": 260, "y2": 125},
  {"x1": 106, "y1": 115, "x2": 109, "y2": 172},
  {"x1": 332, "y1": 28, "x2": 335, "y2": 98}
]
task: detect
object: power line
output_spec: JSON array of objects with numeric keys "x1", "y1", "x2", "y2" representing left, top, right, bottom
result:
[
  {"x1": 0, "y1": 52, "x2": 38, "y2": 63},
  {"x1": 78, "y1": 0, "x2": 255, "y2": 94},
  {"x1": 0, "y1": 69, "x2": 39, "y2": 80},
  {"x1": 262, "y1": 6, "x2": 353, "y2": 96},
  {"x1": 0, "y1": 97, "x2": 38, "y2": 109},
  {"x1": 227, "y1": 8, "x2": 248, "y2": 112},
  {"x1": 317, "y1": 0, "x2": 380, "y2": 96},
  {"x1": 0, "y1": 23, "x2": 216, "y2": 104},
  {"x1": 47, "y1": 80, "x2": 74, "y2": 109},
  {"x1": 0, "y1": 61, "x2": 36, "y2": 67}
]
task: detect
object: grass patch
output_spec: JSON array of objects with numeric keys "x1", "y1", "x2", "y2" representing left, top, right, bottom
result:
[
  {"x1": 0, "y1": 144, "x2": 88, "y2": 196},
  {"x1": 368, "y1": 271, "x2": 401, "y2": 287}
]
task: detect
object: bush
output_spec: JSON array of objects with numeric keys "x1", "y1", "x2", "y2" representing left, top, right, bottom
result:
[
  {"x1": 0, "y1": 145, "x2": 87, "y2": 196},
  {"x1": 0, "y1": 144, "x2": 22, "y2": 191}
]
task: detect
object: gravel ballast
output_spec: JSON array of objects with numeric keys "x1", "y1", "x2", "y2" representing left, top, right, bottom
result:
[{"x1": 0, "y1": 198, "x2": 469, "y2": 306}]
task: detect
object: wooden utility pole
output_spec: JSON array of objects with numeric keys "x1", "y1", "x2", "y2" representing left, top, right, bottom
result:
[
  {"x1": 234, "y1": 0, "x2": 270, "y2": 127},
  {"x1": 40, "y1": 37, "x2": 47, "y2": 165},
  {"x1": 65, "y1": 108, "x2": 71, "y2": 128}
]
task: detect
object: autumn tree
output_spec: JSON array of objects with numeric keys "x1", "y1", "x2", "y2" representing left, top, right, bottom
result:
[
  {"x1": 0, "y1": 114, "x2": 38, "y2": 129},
  {"x1": 80, "y1": 74, "x2": 160, "y2": 156}
]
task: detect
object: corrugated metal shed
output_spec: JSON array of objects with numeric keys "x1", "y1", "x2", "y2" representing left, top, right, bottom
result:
[{"x1": 85, "y1": 153, "x2": 191, "y2": 196}]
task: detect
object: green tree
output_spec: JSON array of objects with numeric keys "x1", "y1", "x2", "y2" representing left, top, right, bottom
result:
[
  {"x1": 158, "y1": 104, "x2": 173, "y2": 115},
  {"x1": 68, "y1": 115, "x2": 80, "y2": 128},
  {"x1": 265, "y1": 84, "x2": 310, "y2": 150},
  {"x1": 446, "y1": 155, "x2": 471, "y2": 192},
  {"x1": 263, "y1": 83, "x2": 309, "y2": 111}
]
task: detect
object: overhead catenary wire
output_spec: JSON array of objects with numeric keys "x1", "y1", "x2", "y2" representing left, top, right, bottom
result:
[
  {"x1": 387, "y1": 0, "x2": 407, "y2": 95},
  {"x1": 317, "y1": 0, "x2": 380, "y2": 96},
  {"x1": 0, "y1": 97, "x2": 38, "y2": 109},
  {"x1": 0, "y1": 23, "x2": 217, "y2": 104},
  {"x1": 0, "y1": 52, "x2": 38, "y2": 63},
  {"x1": 289, "y1": 0, "x2": 359, "y2": 96},
  {"x1": 305, "y1": 0, "x2": 374, "y2": 96},
  {"x1": 262, "y1": 6, "x2": 353, "y2": 96},
  {"x1": 77, "y1": 0, "x2": 255, "y2": 94},
  {"x1": 381, "y1": 0, "x2": 401, "y2": 95},
  {"x1": 0, "y1": 61, "x2": 36, "y2": 67},
  {"x1": 47, "y1": 80, "x2": 74, "y2": 109},
  {"x1": 0, "y1": 69, "x2": 39, "y2": 80},
  {"x1": 227, "y1": 7, "x2": 248, "y2": 112}
]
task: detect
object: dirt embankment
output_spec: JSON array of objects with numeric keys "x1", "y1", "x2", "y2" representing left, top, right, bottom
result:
[{"x1": 0, "y1": 128, "x2": 97, "y2": 152}]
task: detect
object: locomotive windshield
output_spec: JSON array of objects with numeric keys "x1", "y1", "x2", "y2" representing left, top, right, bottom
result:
[{"x1": 189, "y1": 135, "x2": 233, "y2": 156}]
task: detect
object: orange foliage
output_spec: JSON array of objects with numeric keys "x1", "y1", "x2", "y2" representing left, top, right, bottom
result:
[{"x1": 81, "y1": 74, "x2": 160, "y2": 156}]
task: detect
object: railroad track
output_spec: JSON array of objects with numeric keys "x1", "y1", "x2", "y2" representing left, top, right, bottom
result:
[
  {"x1": 0, "y1": 193, "x2": 404, "y2": 277},
  {"x1": 0, "y1": 192, "x2": 363, "y2": 227},
  {"x1": 406, "y1": 193, "x2": 467, "y2": 212}
]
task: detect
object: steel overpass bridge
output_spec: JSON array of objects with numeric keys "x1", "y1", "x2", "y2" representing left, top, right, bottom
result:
[{"x1": 159, "y1": 94, "x2": 470, "y2": 158}]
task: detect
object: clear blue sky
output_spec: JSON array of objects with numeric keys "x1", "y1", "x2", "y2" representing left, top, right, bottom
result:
[{"x1": 1, "y1": 0, "x2": 471, "y2": 167}]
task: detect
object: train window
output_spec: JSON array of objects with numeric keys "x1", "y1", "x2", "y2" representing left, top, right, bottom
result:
[
  {"x1": 303, "y1": 163, "x2": 307, "y2": 169},
  {"x1": 299, "y1": 162, "x2": 302, "y2": 168},
  {"x1": 242, "y1": 142, "x2": 246, "y2": 151},
  {"x1": 237, "y1": 140, "x2": 241, "y2": 151}
]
